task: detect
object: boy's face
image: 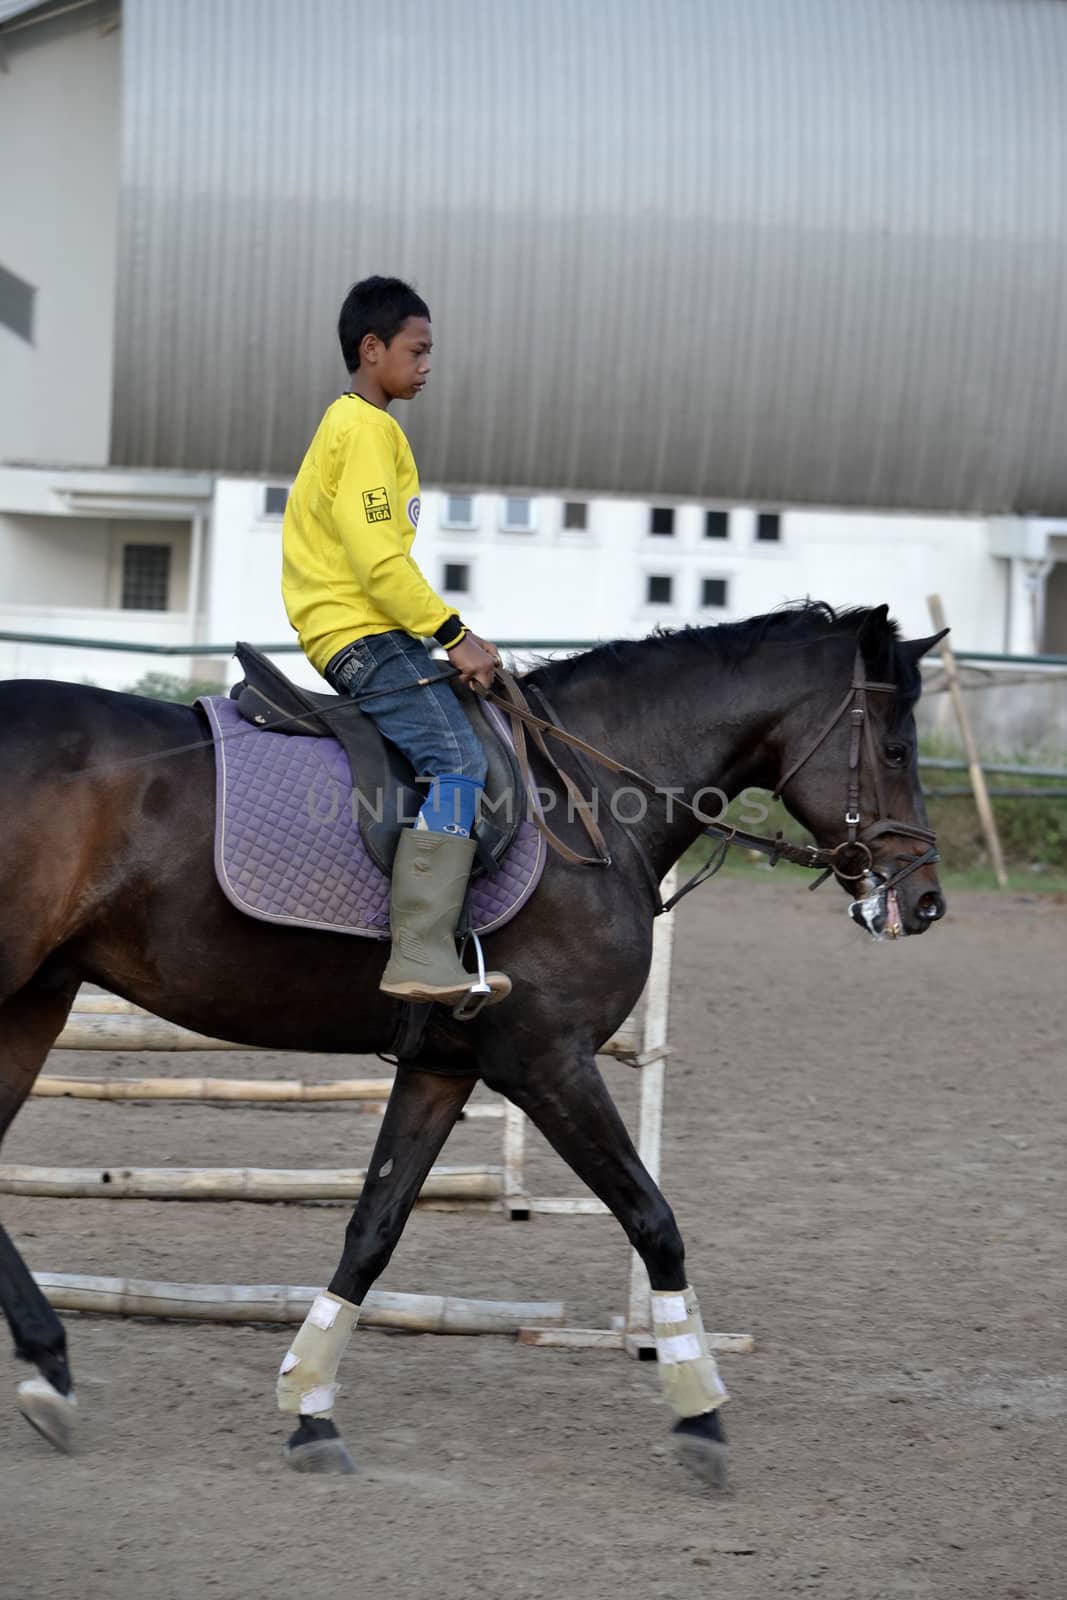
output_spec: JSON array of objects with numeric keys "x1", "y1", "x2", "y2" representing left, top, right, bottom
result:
[{"x1": 362, "y1": 316, "x2": 433, "y2": 401}]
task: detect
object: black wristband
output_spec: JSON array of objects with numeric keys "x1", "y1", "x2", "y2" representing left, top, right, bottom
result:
[{"x1": 434, "y1": 614, "x2": 467, "y2": 649}]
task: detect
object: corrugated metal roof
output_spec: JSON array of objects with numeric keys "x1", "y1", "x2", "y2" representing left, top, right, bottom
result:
[
  {"x1": 0, "y1": 1, "x2": 51, "y2": 23},
  {"x1": 0, "y1": 0, "x2": 114, "y2": 30},
  {"x1": 0, "y1": 0, "x2": 89, "y2": 25},
  {"x1": 112, "y1": 0, "x2": 1067, "y2": 513}
]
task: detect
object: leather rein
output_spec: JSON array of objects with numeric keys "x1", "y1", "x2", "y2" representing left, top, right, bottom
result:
[{"x1": 484, "y1": 651, "x2": 939, "y2": 916}]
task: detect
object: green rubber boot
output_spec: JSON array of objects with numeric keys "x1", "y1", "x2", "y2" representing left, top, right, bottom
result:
[{"x1": 380, "y1": 828, "x2": 511, "y2": 1007}]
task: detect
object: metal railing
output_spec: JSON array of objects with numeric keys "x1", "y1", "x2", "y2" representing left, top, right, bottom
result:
[
  {"x1": 1, "y1": 628, "x2": 1065, "y2": 669},
  {"x1": 2, "y1": 630, "x2": 1062, "y2": 810}
]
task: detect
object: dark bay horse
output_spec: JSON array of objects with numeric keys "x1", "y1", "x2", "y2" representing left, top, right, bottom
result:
[{"x1": 0, "y1": 603, "x2": 945, "y2": 1481}]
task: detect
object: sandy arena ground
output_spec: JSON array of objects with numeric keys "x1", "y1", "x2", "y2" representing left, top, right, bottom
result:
[{"x1": 0, "y1": 872, "x2": 1063, "y2": 1600}]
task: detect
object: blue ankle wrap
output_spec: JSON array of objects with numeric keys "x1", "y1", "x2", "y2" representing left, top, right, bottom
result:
[{"x1": 417, "y1": 775, "x2": 484, "y2": 837}]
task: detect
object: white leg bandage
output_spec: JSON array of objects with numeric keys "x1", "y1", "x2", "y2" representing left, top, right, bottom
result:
[
  {"x1": 652, "y1": 1286, "x2": 728, "y2": 1418},
  {"x1": 276, "y1": 1291, "x2": 360, "y2": 1417}
]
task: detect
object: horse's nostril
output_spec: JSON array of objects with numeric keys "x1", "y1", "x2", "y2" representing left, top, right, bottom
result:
[{"x1": 917, "y1": 891, "x2": 945, "y2": 921}]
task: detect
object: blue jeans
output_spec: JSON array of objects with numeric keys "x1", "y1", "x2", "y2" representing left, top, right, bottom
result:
[{"x1": 323, "y1": 631, "x2": 487, "y2": 785}]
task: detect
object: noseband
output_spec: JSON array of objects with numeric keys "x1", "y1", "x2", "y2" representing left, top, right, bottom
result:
[{"x1": 701, "y1": 648, "x2": 940, "y2": 896}]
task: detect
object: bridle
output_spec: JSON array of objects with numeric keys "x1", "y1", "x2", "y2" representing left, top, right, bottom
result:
[
  {"x1": 697, "y1": 648, "x2": 940, "y2": 898},
  {"x1": 487, "y1": 648, "x2": 939, "y2": 915}
]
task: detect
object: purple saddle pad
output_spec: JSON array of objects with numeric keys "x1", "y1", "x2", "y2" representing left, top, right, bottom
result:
[{"x1": 197, "y1": 695, "x2": 545, "y2": 939}]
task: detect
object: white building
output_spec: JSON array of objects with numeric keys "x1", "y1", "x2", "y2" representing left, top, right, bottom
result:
[
  {"x1": 2, "y1": 461, "x2": 1064, "y2": 696},
  {"x1": 1, "y1": 0, "x2": 1065, "y2": 705}
]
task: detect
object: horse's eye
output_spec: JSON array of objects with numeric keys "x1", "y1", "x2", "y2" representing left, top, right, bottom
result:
[{"x1": 885, "y1": 742, "x2": 909, "y2": 767}]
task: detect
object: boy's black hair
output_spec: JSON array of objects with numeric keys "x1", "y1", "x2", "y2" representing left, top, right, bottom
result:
[{"x1": 338, "y1": 277, "x2": 430, "y2": 372}]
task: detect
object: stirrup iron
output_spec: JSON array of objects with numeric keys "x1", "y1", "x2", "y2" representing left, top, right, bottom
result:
[{"x1": 452, "y1": 930, "x2": 492, "y2": 1021}]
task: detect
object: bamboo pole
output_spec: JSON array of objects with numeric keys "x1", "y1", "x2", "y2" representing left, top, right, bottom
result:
[
  {"x1": 30, "y1": 1075, "x2": 505, "y2": 1116},
  {"x1": 33, "y1": 1273, "x2": 564, "y2": 1333},
  {"x1": 33, "y1": 1075, "x2": 397, "y2": 1103},
  {"x1": 61, "y1": 998, "x2": 641, "y2": 1055},
  {"x1": 517, "y1": 1326, "x2": 754, "y2": 1354},
  {"x1": 502, "y1": 1100, "x2": 529, "y2": 1217},
  {"x1": 926, "y1": 594, "x2": 1008, "y2": 889},
  {"x1": 71, "y1": 996, "x2": 150, "y2": 1016},
  {"x1": 55, "y1": 1015, "x2": 253, "y2": 1051},
  {"x1": 0, "y1": 1164, "x2": 502, "y2": 1202},
  {"x1": 600, "y1": 1015, "x2": 641, "y2": 1059}
]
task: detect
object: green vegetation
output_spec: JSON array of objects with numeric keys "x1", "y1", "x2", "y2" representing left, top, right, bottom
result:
[
  {"x1": 919, "y1": 734, "x2": 1067, "y2": 874},
  {"x1": 683, "y1": 736, "x2": 1067, "y2": 886},
  {"x1": 123, "y1": 671, "x2": 227, "y2": 704},
  {"x1": 676, "y1": 842, "x2": 1067, "y2": 897},
  {"x1": 934, "y1": 864, "x2": 1067, "y2": 894},
  {"x1": 919, "y1": 767, "x2": 1067, "y2": 875}
]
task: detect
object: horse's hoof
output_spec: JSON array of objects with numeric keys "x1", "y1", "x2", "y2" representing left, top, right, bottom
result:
[
  {"x1": 284, "y1": 1436, "x2": 357, "y2": 1474},
  {"x1": 17, "y1": 1377, "x2": 77, "y2": 1454},
  {"x1": 675, "y1": 1433, "x2": 729, "y2": 1487},
  {"x1": 673, "y1": 1411, "x2": 728, "y2": 1489}
]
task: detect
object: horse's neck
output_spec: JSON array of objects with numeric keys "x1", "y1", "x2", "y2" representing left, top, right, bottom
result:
[{"x1": 535, "y1": 645, "x2": 793, "y2": 883}]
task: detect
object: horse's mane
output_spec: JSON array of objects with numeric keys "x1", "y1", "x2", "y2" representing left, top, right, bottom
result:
[{"x1": 525, "y1": 601, "x2": 921, "y2": 717}]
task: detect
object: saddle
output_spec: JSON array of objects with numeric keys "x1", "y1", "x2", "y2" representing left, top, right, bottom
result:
[{"x1": 228, "y1": 642, "x2": 523, "y2": 876}]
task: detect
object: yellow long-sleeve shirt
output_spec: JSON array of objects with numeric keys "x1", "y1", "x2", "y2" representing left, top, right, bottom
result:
[{"x1": 282, "y1": 393, "x2": 456, "y2": 674}]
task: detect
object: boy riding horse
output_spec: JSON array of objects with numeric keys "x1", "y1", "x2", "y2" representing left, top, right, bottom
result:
[{"x1": 282, "y1": 276, "x2": 510, "y2": 1009}]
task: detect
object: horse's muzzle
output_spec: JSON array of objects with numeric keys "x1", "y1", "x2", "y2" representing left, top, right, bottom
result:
[
  {"x1": 914, "y1": 887, "x2": 946, "y2": 924},
  {"x1": 849, "y1": 874, "x2": 946, "y2": 939}
]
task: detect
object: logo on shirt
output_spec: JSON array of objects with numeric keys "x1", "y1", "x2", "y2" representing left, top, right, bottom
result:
[
  {"x1": 407, "y1": 495, "x2": 421, "y2": 528},
  {"x1": 362, "y1": 486, "x2": 391, "y2": 523}
]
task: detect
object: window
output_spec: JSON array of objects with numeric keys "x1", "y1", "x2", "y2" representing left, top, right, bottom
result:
[
  {"x1": 701, "y1": 577, "x2": 728, "y2": 608},
  {"x1": 756, "y1": 512, "x2": 781, "y2": 543},
  {"x1": 501, "y1": 496, "x2": 535, "y2": 532},
  {"x1": 649, "y1": 507, "x2": 675, "y2": 536},
  {"x1": 562, "y1": 501, "x2": 588, "y2": 531},
  {"x1": 263, "y1": 485, "x2": 289, "y2": 517},
  {"x1": 0, "y1": 261, "x2": 35, "y2": 346},
  {"x1": 442, "y1": 562, "x2": 470, "y2": 594},
  {"x1": 121, "y1": 544, "x2": 171, "y2": 611},
  {"x1": 704, "y1": 510, "x2": 729, "y2": 540},
  {"x1": 646, "y1": 574, "x2": 673, "y2": 605},
  {"x1": 443, "y1": 494, "x2": 476, "y2": 528}
]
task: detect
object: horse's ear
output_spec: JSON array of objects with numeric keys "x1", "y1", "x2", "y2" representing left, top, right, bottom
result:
[
  {"x1": 858, "y1": 603, "x2": 891, "y2": 638},
  {"x1": 901, "y1": 628, "x2": 949, "y2": 662},
  {"x1": 856, "y1": 604, "x2": 892, "y2": 672}
]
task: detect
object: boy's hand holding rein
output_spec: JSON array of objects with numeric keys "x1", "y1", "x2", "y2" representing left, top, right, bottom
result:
[{"x1": 447, "y1": 631, "x2": 500, "y2": 691}]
